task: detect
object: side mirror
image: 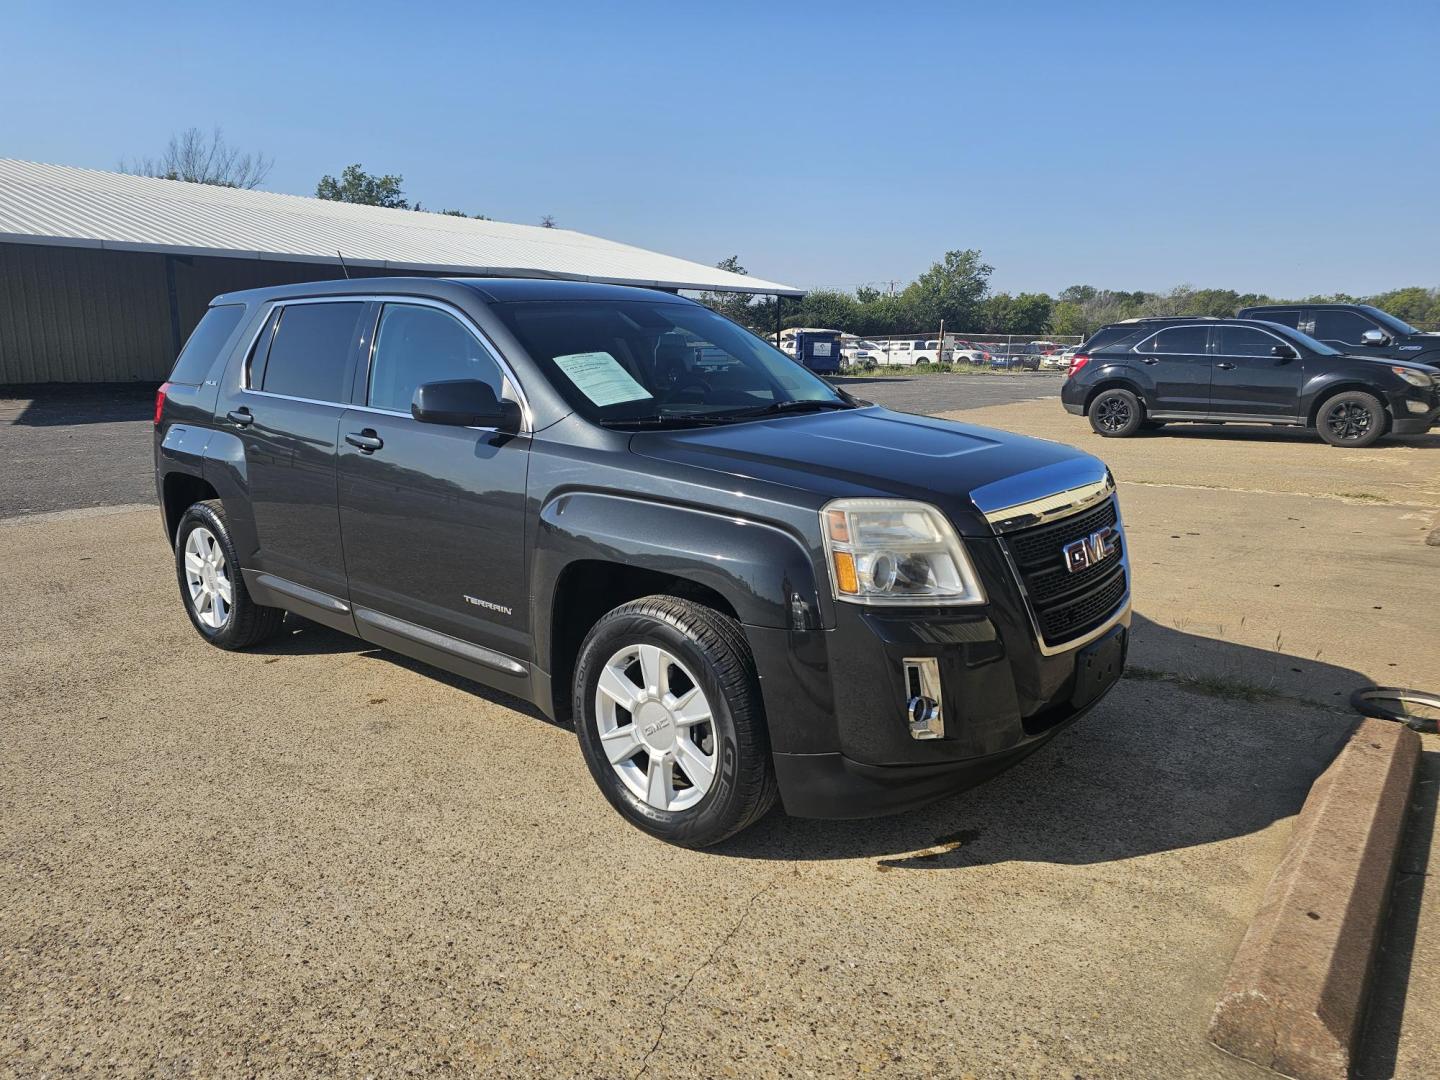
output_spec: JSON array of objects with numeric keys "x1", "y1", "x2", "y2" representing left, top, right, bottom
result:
[
  {"x1": 1270, "y1": 344, "x2": 1298, "y2": 360},
  {"x1": 412, "y1": 379, "x2": 520, "y2": 430},
  {"x1": 1360, "y1": 329, "x2": 1390, "y2": 346}
]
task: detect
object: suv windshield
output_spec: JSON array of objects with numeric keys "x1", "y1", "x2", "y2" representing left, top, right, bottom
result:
[
  {"x1": 1263, "y1": 322, "x2": 1342, "y2": 356},
  {"x1": 490, "y1": 299, "x2": 849, "y2": 426}
]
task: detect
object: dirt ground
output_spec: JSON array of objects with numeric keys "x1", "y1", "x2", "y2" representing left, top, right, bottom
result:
[{"x1": 2, "y1": 398, "x2": 1436, "y2": 1078}]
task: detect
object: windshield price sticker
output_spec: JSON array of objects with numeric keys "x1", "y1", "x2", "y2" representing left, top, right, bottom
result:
[{"x1": 553, "y1": 351, "x2": 653, "y2": 407}]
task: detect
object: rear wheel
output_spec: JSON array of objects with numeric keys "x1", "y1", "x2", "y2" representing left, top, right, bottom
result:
[
  {"x1": 1317, "y1": 390, "x2": 1387, "y2": 448},
  {"x1": 1088, "y1": 388, "x2": 1144, "y2": 437},
  {"x1": 174, "y1": 500, "x2": 285, "y2": 649},
  {"x1": 573, "y1": 595, "x2": 777, "y2": 847}
]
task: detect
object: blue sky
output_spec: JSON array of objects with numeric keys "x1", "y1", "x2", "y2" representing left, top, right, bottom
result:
[{"x1": 3, "y1": 1, "x2": 1436, "y2": 297}]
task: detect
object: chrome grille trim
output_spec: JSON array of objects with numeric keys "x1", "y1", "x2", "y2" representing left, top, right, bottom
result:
[{"x1": 994, "y1": 493, "x2": 1131, "y2": 656}]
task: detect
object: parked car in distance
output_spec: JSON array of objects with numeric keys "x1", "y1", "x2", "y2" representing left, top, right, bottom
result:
[
  {"x1": 1237, "y1": 303, "x2": 1440, "y2": 367},
  {"x1": 1042, "y1": 346, "x2": 1079, "y2": 370},
  {"x1": 952, "y1": 340, "x2": 994, "y2": 365},
  {"x1": 841, "y1": 339, "x2": 886, "y2": 370},
  {"x1": 155, "y1": 277, "x2": 1132, "y2": 847},
  {"x1": 992, "y1": 345, "x2": 1042, "y2": 371},
  {"x1": 1061, "y1": 316, "x2": 1440, "y2": 447}
]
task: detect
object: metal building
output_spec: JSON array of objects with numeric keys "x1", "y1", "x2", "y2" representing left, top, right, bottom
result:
[{"x1": 0, "y1": 159, "x2": 801, "y2": 385}]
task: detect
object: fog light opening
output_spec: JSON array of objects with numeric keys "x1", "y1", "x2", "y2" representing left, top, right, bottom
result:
[{"x1": 902, "y1": 657, "x2": 945, "y2": 740}]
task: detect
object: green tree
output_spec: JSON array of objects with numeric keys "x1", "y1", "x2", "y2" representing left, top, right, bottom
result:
[
  {"x1": 698, "y1": 256, "x2": 758, "y2": 325},
  {"x1": 979, "y1": 292, "x2": 1053, "y2": 334},
  {"x1": 787, "y1": 289, "x2": 859, "y2": 331},
  {"x1": 1367, "y1": 286, "x2": 1440, "y2": 329},
  {"x1": 901, "y1": 250, "x2": 992, "y2": 331},
  {"x1": 316, "y1": 164, "x2": 409, "y2": 208}
]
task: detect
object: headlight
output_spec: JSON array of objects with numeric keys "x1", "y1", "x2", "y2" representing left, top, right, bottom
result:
[
  {"x1": 1392, "y1": 366, "x2": 1431, "y2": 388},
  {"x1": 820, "y1": 498, "x2": 985, "y2": 605}
]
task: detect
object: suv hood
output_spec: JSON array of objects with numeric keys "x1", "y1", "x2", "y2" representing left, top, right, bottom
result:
[
  {"x1": 629, "y1": 406, "x2": 1106, "y2": 535},
  {"x1": 1340, "y1": 352, "x2": 1440, "y2": 375}
]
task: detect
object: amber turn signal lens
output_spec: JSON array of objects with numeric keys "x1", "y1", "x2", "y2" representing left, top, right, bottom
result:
[
  {"x1": 825, "y1": 509, "x2": 850, "y2": 544},
  {"x1": 832, "y1": 551, "x2": 858, "y2": 594}
]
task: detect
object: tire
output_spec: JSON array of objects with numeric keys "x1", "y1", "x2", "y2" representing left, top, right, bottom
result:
[
  {"x1": 573, "y1": 595, "x2": 778, "y2": 848},
  {"x1": 1087, "y1": 388, "x2": 1144, "y2": 437},
  {"x1": 174, "y1": 500, "x2": 285, "y2": 649},
  {"x1": 1316, "y1": 390, "x2": 1388, "y2": 448}
]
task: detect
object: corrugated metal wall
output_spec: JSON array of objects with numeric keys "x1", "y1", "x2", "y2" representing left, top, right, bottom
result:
[{"x1": 0, "y1": 242, "x2": 433, "y2": 385}]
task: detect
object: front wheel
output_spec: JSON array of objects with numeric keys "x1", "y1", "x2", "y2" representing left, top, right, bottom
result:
[
  {"x1": 1317, "y1": 390, "x2": 1387, "y2": 447},
  {"x1": 1088, "y1": 388, "x2": 1144, "y2": 437},
  {"x1": 573, "y1": 596, "x2": 778, "y2": 847}
]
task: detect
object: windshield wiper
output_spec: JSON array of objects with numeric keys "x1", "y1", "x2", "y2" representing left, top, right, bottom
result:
[
  {"x1": 595, "y1": 414, "x2": 723, "y2": 429},
  {"x1": 709, "y1": 399, "x2": 856, "y2": 421}
]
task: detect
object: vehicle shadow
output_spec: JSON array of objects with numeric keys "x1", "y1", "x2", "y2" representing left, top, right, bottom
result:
[
  {"x1": 718, "y1": 611, "x2": 1366, "y2": 866},
  {"x1": 251, "y1": 610, "x2": 1373, "y2": 868},
  {"x1": 1143, "y1": 424, "x2": 1440, "y2": 449},
  {"x1": 1, "y1": 382, "x2": 156, "y2": 426},
  {"x1": 253, "y1": 615, "x2": 560, "y2": 728}
]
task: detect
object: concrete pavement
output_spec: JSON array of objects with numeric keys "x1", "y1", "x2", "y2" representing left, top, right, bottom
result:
[{"x1": 2, "y1": 392, "x2": 1436, "y2": 1077}]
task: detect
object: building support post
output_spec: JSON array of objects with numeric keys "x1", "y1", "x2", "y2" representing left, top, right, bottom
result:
[
  {"x1": 163, "y1": 254, "x2": 183, "y2": 358},
  {"x1": 774, "y1": 293, "x2": 783, "y2": 347}
]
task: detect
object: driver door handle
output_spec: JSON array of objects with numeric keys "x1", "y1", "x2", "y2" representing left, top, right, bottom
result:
[
  {"x1": 227, "y1": 408, "x2": 254, "y2": 427},
  {"x1": 345, "y1": 430, "x2": 384, "y2": 453},
  {"x1": 1215, "y1": 362, "x2": 1236, "y2": 371}
]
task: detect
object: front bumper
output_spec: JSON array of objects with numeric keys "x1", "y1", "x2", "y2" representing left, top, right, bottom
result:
[
  {"x1": 746, "y1": 567, "x2": 1130, "y2": 819},
  {"x1": 1389, "y1": 390, "x2": 1440, "y2": 434}
]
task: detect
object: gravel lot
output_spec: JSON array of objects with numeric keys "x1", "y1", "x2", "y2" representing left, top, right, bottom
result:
[{"x1": 2, "y1": 381, "x2": 1436, "y2": 1077}]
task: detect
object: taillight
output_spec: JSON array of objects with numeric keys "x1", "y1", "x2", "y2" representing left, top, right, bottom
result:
[
  {"x1": 1067, "y1": 355, "x2": 1090, "y2": 378},
  {"x1": 153, "y1": 382, "x2": 171, "y2": 426}
]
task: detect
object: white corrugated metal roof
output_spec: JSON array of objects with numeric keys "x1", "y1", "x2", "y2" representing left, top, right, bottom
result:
[{"x1": 0, "y1": 159, "x2": 802, "y2": 296}]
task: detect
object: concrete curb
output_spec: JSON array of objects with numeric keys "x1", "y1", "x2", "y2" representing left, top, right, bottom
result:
[{"x1": 1209, "y1": 716, "x2": 1420, "y2": 1079}]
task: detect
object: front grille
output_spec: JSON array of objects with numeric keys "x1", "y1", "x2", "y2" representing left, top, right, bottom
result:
[{"x1": 1001, "y1": 496, "x2": 1127, "y2": 648}]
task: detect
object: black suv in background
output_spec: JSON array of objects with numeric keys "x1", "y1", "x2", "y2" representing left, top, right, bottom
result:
[
  {"x1": 1060, "y1": 316, "x2": 1440, "y2": 447},
  {"x1": 1238, "y1": 303, "x2": 1440, "y2": 367},
  {"x1": 155, "y1": 278, "x2": 1131, "y2": 847}
]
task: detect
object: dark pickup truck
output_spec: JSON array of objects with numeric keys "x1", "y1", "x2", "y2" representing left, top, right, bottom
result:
[{"x1": 155, "y1": 278, "x2": 1130, "y2": 847}]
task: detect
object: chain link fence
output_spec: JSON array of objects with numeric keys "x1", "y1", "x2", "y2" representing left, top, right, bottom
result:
[{"x1": 841, "y1": 332, "x2": 1084, "y2": 372}]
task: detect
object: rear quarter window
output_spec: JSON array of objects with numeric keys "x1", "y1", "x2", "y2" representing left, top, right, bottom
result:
[
  {"x1": 257, "y1": 302, "x2": 368, "y2": 403},
  {"x1": 169, "y1": 305, "x2": 245, "y2": 385}
]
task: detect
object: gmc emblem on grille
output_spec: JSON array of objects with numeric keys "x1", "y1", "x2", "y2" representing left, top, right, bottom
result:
[{"x1": 1062, "y1": 526, "x2": 1119, "y2": 573}]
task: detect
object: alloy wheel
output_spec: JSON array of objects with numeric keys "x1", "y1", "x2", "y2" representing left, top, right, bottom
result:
[
  {"x1": 1327, "y1": 402, "x2": 1372, "y2": 441},
  {"x1": 1096, "y1": 396, "x2": 1132, "y2": 431},
  {"x1": 183, "y1": 526, "x2": 232, "y2": 630},
  {"x1": 594, "y1": 643, "x2": 717, "y2": 812}
]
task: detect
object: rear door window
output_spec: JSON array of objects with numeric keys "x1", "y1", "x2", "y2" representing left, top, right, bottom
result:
[
  {"x1": 1143, "y1": 326, "x2": 1210, "y2": 354},
  {"x1": 170, "y1": 304, "x2": 245, "y2": 385},
  {"x1": 258, "y1": 302, "x2": 367, "y2": 402},
  {"x1": 1254, "y1": 309, "x2": 1301, "y2": 329},
  {"x1": 366, "y1": 304, "x2": 506, "y2": 413},
  {"x1": 1309, "y1": 308, "x2": 1379, "y2": 346},
  {"x1": 1214, "y1": 326, "x2": 1282, "y2": 357}
]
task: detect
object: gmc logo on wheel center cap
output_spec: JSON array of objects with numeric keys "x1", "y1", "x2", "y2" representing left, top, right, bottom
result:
[{"x1": 1062, "y1": 526, "x2": 1119, "y2": 573}]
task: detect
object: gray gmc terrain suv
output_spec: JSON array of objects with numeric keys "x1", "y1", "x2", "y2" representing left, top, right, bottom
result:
[{"x1": 155, "y1": 278, "x2": 1130, "y2": 847}]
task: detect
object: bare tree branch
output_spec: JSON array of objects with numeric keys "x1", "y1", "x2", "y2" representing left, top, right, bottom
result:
[{"x1": 121, "y1": 127, "x2": 273, "y2": 189}]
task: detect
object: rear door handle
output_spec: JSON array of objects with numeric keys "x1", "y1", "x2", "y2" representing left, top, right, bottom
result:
[
  {"x1": 345, "y1": 430, "x2": 384, "y2": 453},
  {"x1": 1215, "y1": 362, "x2": 1236, "y2": 371},
  {"x1": 1140, "y1": 357, "x2": 1159, "y2": 365},
  {"x1": 227, "y1": 408, "x2": 254, "y2": 427}
]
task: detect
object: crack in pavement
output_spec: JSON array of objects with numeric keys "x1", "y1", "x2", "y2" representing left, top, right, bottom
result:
[{"x1": 632, "y1": 874, "x2": 780, "y2": 1080}]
